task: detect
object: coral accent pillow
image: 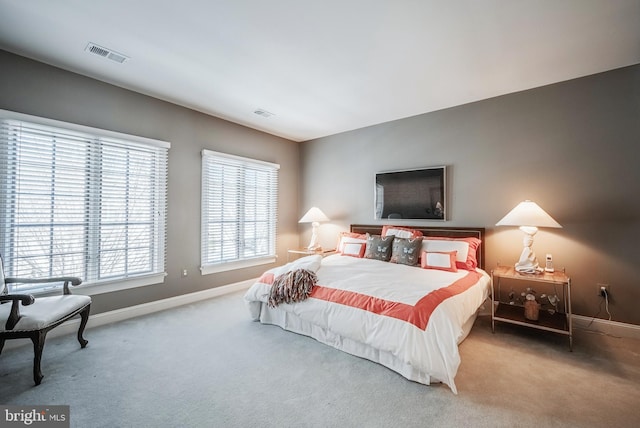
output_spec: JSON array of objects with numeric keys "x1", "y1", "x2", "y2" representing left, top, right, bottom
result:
[
  {"x1": 381, "y1": 225, "x2": 423, "y2": 239},
  {"x1": 421, "y1": 251, "x2": 458, "y2": 272},
  {"x1": 336, "y1": 232, "x2": 367, "y2": 253},
  {"x1": 341, "y1": 242, "x2": 366, "y2": 258},
  {"x1": 421, "y1": 237, "x2": 481, "y2": 270}
]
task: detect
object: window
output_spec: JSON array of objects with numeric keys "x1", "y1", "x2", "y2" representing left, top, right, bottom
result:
[
  {"x1": 0, "y1": 110, "x2": 169, "y2": 294},
  {"x1": 201, "y1": 150, "x2": 279, "y2": 274}
]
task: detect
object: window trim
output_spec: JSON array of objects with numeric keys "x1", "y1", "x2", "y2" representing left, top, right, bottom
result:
[
  {"x1": 0, "y1": 109, "x2": 170, "y2": 295},
  {"x1": 200, "y1": 149, "x2": 279, "y2": 275},
  {"x1": 200, "y1": 257, "x2": 276, "y2": 275},
  {"x1": 0, "y1": 110, "x2": 170, "y2": 150}
]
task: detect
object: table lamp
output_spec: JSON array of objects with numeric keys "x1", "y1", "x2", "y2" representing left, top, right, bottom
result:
[
  {"x1": 496, "y1": 200, "x2": 561, "y2": 273},
  {"x1": 299, "y1": 207, "x2": 330, "y2": 251}
]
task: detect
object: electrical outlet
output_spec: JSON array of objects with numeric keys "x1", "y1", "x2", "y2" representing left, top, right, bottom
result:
[
  {"x1": 181, "y1": 269, "x2": 188, "y2": 277},
  {"x1": 597, "y1": 283, "x2": 610, "y2": 297}
]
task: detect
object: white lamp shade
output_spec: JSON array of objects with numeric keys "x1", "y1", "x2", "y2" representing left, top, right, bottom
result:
[
  {"x1": 299, "y1": 207, "x2": 330, "y2": 223},
  {"x1": 496, "y1": 200, "x2": 561, "y2": 228}
]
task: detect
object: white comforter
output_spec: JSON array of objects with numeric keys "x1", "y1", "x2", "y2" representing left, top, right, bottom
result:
[{"x1": 244, "y1": 254, "x2": 490, "y2": 394}]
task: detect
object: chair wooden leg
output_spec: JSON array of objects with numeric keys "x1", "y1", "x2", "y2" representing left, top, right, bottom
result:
[
  {"x1": 30, "y1": 330, "x2": 47, "y2": 386},
  {"x1": 77, "y1": 305, "x2": 90, "y2": 348}
]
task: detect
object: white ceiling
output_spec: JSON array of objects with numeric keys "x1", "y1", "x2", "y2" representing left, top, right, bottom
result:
[{"x1": 1, "y1": 0, "x2": 639, "y2": 142}]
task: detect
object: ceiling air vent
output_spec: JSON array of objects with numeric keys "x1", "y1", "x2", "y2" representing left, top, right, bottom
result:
[
  {"x1": 254, "y1": 109, "x2": 274, "y2": 118},
  {"x1": 85, "y1": 43, "x2": 129, "y2": 64}
]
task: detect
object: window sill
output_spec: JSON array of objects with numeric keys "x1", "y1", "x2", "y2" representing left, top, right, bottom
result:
[
  {"x1": 26, "y1": 273, "x2": 167, "y2": 297},
  {"x1": 200, "y1": 256, "x2": 276, "y2": 275}
]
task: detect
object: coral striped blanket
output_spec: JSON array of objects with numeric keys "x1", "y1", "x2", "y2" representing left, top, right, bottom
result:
[{"x1": 245, "y1": 254, "x2": 490, "y2": 394}]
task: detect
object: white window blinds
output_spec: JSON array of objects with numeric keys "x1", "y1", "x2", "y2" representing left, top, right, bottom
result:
[
  {"x1": 0, "y1": 110, "x2": 169, "y2": 293},
  {"x1": 201, "y1": 150, "x2": 279, "y2": 274}
]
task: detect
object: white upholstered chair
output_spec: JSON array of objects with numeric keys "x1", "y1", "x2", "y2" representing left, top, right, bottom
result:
[{"x1": 0, "y1": 254, "x2": 91, "y2": 385}]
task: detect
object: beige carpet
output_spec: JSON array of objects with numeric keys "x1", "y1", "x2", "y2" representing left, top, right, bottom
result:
[
  {"x1": 456, "y1": 315, "x2": 639, "y2": 427},
  {"x1": 1, "y1": 290, "x2": 639, "y2": 428}
]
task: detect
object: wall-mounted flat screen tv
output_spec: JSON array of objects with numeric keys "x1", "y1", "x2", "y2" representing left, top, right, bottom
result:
[{"x1": 374, "y1": 166, "x2": 446, "y2": 220}]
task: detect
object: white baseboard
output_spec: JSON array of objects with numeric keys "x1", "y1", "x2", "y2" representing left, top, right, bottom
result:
[
  {"x1": 573, "y1": 315, "x2": 640, "y2": 340},
  {"x1": 3, "y1": 279, "x2": 255, "y2": 351},
  {"x1": 479, "y1": 298, "x2": 640, "y2": 340}
]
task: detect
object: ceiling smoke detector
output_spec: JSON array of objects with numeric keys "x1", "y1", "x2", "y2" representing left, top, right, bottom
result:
[
  {"x1": 254, "y1": 109, "x2": 274, "y2": 118},
  {"x1": 85, "y1": 43, "x2": 129, "y2": 64}
]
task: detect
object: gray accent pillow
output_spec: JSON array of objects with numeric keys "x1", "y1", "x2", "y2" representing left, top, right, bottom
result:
[
  {"x1": 390, "y1": 237, "x2": 423, "y2": 266},
  {"x1": 364, "y1": 234, "x2": 395, "y2": 261}
]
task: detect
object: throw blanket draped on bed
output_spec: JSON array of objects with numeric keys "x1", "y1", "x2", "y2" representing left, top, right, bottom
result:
[{"x1": 268, "y1": 269, "x2": 318, "y2": 307}]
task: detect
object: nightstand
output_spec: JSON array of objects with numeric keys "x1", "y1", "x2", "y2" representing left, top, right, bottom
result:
[
  {"x1": 491, "y1": 265, "x2": 573, "y2": 351},
  {"x1": 287, "y1": 248, "x2": 336, "y2": 262}
]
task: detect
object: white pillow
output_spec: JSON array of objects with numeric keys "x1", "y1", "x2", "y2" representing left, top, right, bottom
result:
[
  {"x1": 421, "y1": 237, "x2": 481, "y2": 270},
  {"x1": 422, "y1": 240, "x2": 469, "y2": 261},
  {"x1": 381, "y1": 225, "x2": 422, "y2": 239}
]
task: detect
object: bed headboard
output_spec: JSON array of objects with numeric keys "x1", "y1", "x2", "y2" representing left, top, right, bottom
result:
[{"x1": 350, "y1": 224, "x2": 486, "y2": 271}]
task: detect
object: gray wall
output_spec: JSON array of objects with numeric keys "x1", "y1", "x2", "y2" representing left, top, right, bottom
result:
[
  {"x1": 2, "y1": 48, "x2": 639, "y2": 325},
  {"x1": 300, "y1": 65, "x2": 640, "y2": 325},
  {"x1": 0, "y1": 50, "x2": 300, "y2": 314}
]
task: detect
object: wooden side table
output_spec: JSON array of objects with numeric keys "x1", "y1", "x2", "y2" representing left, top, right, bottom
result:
[
  {"x1": 491, "y1": 265, "x2": 573, "y2": 351},
  {"x1": 287, "y1": 248, "x2": 336, "y2": 262}
]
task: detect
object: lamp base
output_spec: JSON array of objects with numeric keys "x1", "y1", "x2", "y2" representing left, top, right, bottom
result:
[
  {"x1": 515, "y1": 227, "x2": 543, "y2": 274},
  {"x1": 306, "y1": 222, "x2": 321, "y2": 251},
  {"x1": 515, "y1": 263, "x2": 543, "y2": 274}
]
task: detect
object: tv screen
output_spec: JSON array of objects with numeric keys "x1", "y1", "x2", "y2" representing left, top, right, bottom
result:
[{"x1": 374, "y1": 166, "x2": 446, "y2": 220}]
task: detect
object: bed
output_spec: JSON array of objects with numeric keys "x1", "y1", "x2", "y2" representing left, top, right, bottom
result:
[{"x1": 244, "y1": 224, "x2": 489, "y2": 394}]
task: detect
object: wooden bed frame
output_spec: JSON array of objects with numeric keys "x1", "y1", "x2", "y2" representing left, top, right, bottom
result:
[{"x1": 350, "y1": 224, "x2": 486, "y2": 271}]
